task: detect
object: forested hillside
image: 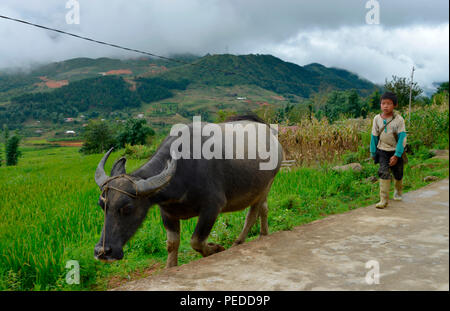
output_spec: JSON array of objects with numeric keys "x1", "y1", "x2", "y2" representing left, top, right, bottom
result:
[
  {"x1": 160, "y1": 54, "x2": 376, "y2": 97},
  {"x1": 0, "y1": 76, "x2": 189, "y2": 128},
  {"x1": 0, "y1": 54, "x2": 378, "y2": 129}
]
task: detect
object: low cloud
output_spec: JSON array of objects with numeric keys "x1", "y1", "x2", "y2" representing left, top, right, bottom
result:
[
  {"x1": 0, "y1": 0, "x2": 448, "y2": 89},
  {"x1": 257, "y1": 23, "x2": 449, "y2": 89}
]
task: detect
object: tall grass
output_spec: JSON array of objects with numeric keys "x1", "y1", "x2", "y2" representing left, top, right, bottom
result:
[
  {"x1": 407, "y1": 103, "x2": 449, "y2": 151},
  {"x1": 279, "y1": 101, "x2": 449, "y2": 166},
  {"x1": 0, "y1": 147, "x2": 151, "y2": 290},
  {"x1": 279, "y1": 116, "x2": 370, "y2": 165}
]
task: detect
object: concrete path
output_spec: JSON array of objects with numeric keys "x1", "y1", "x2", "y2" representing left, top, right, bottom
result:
[{"x1": 115, "y1": 179, "x2": 449, "y2": 291}]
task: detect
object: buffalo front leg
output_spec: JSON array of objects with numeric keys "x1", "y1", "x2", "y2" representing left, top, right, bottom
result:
[
  {"x1": 190, "y1": 207, "x2": 225, "y2": 257},
  {"x1": 161, "y1": 212, "x2": 180, "y2": 268}
]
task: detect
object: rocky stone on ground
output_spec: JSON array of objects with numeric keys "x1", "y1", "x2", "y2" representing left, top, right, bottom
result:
[
  {"x1": 430, "y1": 149, "x2": 449, "y2": 160},
  {"x1": 332, "y1": 163, "x2": 363, "y2": 172},
  {"x1": 430, "y1": 149, "x2": 449, "y2": 156},
  {"x1": 424, "y1": 175, "x2": 439, "y2": 182}
]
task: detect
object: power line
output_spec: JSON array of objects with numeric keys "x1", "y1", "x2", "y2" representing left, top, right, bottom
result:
[
  {"x1": 0, "y1": 14, "x2": 239, "y2": 75},
  {"x1": 0, "y1": 14, "x2": 309, "y2": 90}
]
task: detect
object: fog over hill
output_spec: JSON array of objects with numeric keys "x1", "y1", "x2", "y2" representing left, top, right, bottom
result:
[{"x1": 0, "y1": 0, "x2": 447, "y2": 90}]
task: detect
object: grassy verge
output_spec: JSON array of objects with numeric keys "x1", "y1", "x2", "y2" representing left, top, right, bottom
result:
[{"x1": 0, "y1": 144, "x2": 447, "y2": 291}]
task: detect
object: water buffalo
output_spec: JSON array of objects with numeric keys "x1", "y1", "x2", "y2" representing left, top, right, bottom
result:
[{"x1": 93, "y1": 115, "x2": 283, "y2": 267}]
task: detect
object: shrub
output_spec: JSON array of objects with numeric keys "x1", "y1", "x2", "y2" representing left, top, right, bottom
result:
[
  {"x1": 122, "y1": 144, "x2": 155, "y2": 160},
  {"x1": 407, "y1": 103, "x2": 449, "y2": 152},
  {"x1": 79, "y1": 120, "x2": 117, "y2": 155},
  {"x1": 116, "y1": 119, "x2": 155, "y2": 148},
  {"x1": 413, "y1": 145, "x2": 434, "y2": 160},
  {"x1": 384, "y1": 75, "x2": 423, "y2": 108},
  {"x1": 6, "y1": 135, "x2": 22, "y2": 166}
]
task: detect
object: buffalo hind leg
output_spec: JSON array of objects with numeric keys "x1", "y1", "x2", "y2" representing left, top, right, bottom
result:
[
  {"x1": 190, "y1": 206, "x2": 225, "y2": 257},
  {"x1": 161, "y1": 212, "x2": 180, "y2": 268},
  {"x1": 233, "y1": 203, "x2": 261, "y2": 246},
  {"x1": 259, "y1": 201, "x2": 269, "y2": 236}
]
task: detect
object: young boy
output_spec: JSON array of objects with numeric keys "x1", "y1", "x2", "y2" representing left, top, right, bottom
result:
[{"x1": 370, "y1": 92, "x2": 407, "y2": 209}]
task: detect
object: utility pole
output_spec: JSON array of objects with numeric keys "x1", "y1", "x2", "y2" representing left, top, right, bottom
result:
[{"x1": 408, "y1": 66, "x2": 415, "y2": 127}]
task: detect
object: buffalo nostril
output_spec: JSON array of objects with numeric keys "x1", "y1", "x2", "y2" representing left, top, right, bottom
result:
[
  {"x1": 103, "y1": 246, "x2": 112, "y2": 255},
  {"x1": 95, "y1": 245, "x2": 110, "y2": 256},
  {"x1": 94, "y1": 246, "x2": 103, "y2": 257},
  {"x1": 95, "y1": 245, "x2": 112, "y2": 256}
]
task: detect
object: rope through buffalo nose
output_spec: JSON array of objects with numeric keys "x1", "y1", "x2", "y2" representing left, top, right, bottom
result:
[{"x1": 97, "y1": 174, "x2": 138, "y2": 258}]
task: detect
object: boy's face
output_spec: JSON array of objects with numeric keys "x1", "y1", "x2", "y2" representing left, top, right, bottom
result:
[{"x1": 380, "y1": 98, "x2": 396, "y2": 115}]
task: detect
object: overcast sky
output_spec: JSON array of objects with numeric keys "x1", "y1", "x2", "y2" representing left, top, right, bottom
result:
[{"x1": 0, "y1": 0, "x2": 448, "y2": 90}]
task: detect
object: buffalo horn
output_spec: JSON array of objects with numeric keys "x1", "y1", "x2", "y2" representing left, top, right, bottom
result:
[
  {"x1": 94, "y1": 147, "x2": 114, "y2": 188},
  {"x1": 136, "y1": 153, "x2": 177, "y2": 195}
]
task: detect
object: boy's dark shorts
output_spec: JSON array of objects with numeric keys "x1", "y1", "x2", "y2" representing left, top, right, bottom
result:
[{"x1": 376, "y1": 149, "x2": 404, "y2": 180}]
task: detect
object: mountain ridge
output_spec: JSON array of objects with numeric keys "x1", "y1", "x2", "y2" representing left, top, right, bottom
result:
[
  {"x1": 0, "y1": 54, "x2": 377, "y2": 100},
  {"x1": 0, "y1": 53, "x2": 379, "y2": 130},
  {"x1": 159, "y1": 54, "x2": 377, "y2": 97}
]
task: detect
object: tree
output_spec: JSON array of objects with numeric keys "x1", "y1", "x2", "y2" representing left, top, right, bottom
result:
[
  {"x1": 436, "y1": 81, "x2": 449, "y2": 94},
  {"x1": 432, "y1": 81, "x2": 449, "y2": 106},
  {"x1": 274, "y1": 103, "x2": 294, "y2": 123},
  {"x1": 6, "y1": 135, "x2": 22, "y2": 166},
  {"x1": 0, "y1": 135, "x2": 2, "y2": 167},
  {"x1": 317, "y1": 90, "x2": 368, "y2": 122},
  {"x1": 116, "y1": 119, "x2": 155, "y2": 148},
  {"x1": 368, "y1": 89, "x2": 381, "y2": 111},
  {"x1": 3, "y1": 124, "x2": 9, "y2": 146},
  {"x1": 1, "y1": 125, "x2": 9, "y2": 166},
  {"x1": 415, "y1": 95, "x2": 432, "y2": 106},
  {"x1": 384, "y1": 75, "x2": 423, "y2": 108},
  {"x1": 360, "y1": 101, "x2": 369, "y2": 119},
  {"x1": 307, "y1": 102, "x2": 313, "y2": 122},
  {"x1": 346, "y1": 90, "x2": 361, "y2": 117},
  {"x1": 215, "y1": 110, "x2": 237, "y2": 123},
  {"x1": 322, "y1": 91, "x2": 347, "y2": 122},
  {"x1": 80, "y1": 120, "x2": 117, "y2": 155}
]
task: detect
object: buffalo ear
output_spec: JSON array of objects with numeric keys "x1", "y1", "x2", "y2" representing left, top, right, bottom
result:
[{"x1": 110, "y1": 157, "x2": 127, "y2": 176}]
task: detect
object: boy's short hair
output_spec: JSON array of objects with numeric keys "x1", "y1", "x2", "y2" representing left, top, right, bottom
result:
[{"x1": 380, "y1": 92, "x2": 398, "y2": 106}]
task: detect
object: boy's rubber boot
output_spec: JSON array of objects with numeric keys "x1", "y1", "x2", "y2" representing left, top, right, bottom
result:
[
  {"x1": 376, "y1": 179, "x2": 390, "y2": 209},
  {"x1": 394, "y1": 179, "x2": 403, "y2": 201}
]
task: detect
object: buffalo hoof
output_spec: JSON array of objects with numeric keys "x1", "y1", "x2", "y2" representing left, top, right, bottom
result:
[
  {"x1": 232, "y1": 240, "x2": 244, "y2": 247},
  {"x1": 206, "y1": 243, "x2": 225, "y2": 255}
]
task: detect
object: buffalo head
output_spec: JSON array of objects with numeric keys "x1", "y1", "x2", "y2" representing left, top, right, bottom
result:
[{"x1": 93, "y1": 148, "x2": 176, "y2": 262}]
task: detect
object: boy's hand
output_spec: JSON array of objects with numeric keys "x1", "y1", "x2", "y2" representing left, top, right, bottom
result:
[{"x1": 389, "y1": 155, "x2": 398, "y2": 166}]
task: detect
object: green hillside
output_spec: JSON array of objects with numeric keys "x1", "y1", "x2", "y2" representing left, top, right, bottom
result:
[
  {"x1": 0, "y1": 56, "x2": 189, "y2": 101},
  {"x1": 0, "y1": 76, "x2": 190, "y2": 129},
  {"x1": 0, "y1": 53, "x2": 378, "y2": 132},
  {"x1": 160, "y1": 54, "x2": 376, "y2": 97},
  {"x1": 303, "y1": 63, "x2": 375, "y2": 91}
]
